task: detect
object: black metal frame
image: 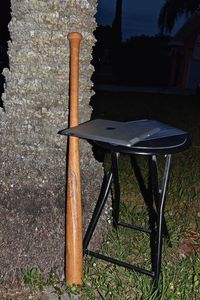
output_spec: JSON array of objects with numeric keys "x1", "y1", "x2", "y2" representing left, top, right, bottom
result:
[{"x1": 83, "y1": 151, "x2": 172, "y2": 289}]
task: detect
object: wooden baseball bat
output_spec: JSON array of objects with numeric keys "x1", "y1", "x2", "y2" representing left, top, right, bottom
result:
[{"x1": 66, "y1": 32, "x2": 83, "y2": 285}]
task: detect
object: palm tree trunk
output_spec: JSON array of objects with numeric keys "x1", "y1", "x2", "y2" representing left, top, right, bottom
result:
[{"x1": 0, "y1": 0, "x2": 104, "y2": 286}]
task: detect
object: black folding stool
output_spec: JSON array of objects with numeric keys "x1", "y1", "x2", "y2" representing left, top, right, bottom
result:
[
  {"x1": 83, "y1": 131, "x2": 191, "y2": 289},
  {"x1": 59, "y1": 119, "x2": 191, "y2": 289}
]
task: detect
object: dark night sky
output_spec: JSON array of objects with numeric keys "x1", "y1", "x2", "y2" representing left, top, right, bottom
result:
[{"x1": 96, "y1": 0, "x2": 185, "y2": 40}]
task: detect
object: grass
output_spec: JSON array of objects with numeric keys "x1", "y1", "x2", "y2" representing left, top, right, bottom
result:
[
  {"x1": 22, "y1": 268, "x2": 80, "y2": 299},
  {"x1": 81, "y1": 91, "x2": 200, "y2": 299},
  {"x1": 23, "y1": 90, "x2": 200, "y2": 299},
  {"x1": 81, "y1": 149, "x2": 200, "y2": 299}
]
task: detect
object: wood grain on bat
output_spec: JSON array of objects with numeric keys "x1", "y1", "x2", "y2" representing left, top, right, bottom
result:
[{"x1": 66, "y1": 32, "x2": 83, "y2": 285}]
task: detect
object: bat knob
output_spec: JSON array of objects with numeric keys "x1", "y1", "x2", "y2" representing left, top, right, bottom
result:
[{"x1": 67, "y1": 32, "x2": 82, "y2": 41}]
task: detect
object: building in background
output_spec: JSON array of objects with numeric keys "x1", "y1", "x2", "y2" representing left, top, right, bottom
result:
[{"x1": 169, "y1": 10, "x2": 200, "y2": 89}]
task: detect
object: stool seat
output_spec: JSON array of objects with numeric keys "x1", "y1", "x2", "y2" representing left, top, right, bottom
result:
[
  {"x1": 59, "y1": 118, "x2": 191, "y2": 155},
  {"x1": 95, "y1": 133, "x2": 191, "y2": 155}
]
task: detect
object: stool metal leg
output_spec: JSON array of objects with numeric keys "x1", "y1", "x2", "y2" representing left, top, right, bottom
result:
[
  {"x1": 130, "y1": 156, "x2": 157, "y2": 234},
  {"x1": 149, "y1": 155, "x2": 172, "y2": 246},
  {"x1": 83, "y1": 151, "x2": 172, "y2": 290},
  {"x1": 83, "y1": 171, "x2": 113, "y2": 251},
  {"x1": 149, "y1": 155, "x2": 159, "y2": 207},
  {"x1": 111, "y1": 152, "x2": 120, "y2": 228},
  {"x1": 153, "y1": 154, "x2": 172, "y2": 288}
]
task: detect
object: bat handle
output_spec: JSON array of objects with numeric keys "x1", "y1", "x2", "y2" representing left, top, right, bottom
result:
[{"x1": 66, "y1": 32, "x2": 83, "y2": 285}]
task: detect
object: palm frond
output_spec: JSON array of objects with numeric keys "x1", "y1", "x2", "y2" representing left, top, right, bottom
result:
[{"x1": 158, "y1": 0, "x2": 200, "y2": 34}]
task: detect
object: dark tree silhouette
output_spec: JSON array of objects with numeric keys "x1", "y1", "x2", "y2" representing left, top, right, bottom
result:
[
  {"x1": 159, "y1": 0, "x2": 200, "y2": 33},
  {"x1": 0, "y1": 0, "x2": 11, "y2": 108},
  {"x1": 111, "y1": 0, "x2": 123, "y2": 80},
  {"x1": 0, "y1": 0, "x2": 11, "y2": 43},
  {"x1": 112, "y1": 0, "x2": 122, "y2": 45}
]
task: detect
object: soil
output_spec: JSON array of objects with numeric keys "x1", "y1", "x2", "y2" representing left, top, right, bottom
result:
[{"x1": 0, "y1": 201, "x2": 65, "y2": 298}]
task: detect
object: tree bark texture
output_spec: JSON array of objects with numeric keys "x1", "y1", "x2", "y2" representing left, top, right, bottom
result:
[{"x1": 0, "y1": 0, "x2": 106, "y2": 286}]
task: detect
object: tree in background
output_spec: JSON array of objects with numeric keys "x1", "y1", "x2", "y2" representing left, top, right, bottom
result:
[
  {"x1": 159, "y1": 0, "x2": 200, "y2": 33},
  {"x1": 111, "y1": 0, "x2": 123, "y2": 80},
  {"x1": 0, "y1": 0, "x2": 11, "y2": 44},
  {"x1": 0, "y1": 0, "x2": 11, "y2": 107}
]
